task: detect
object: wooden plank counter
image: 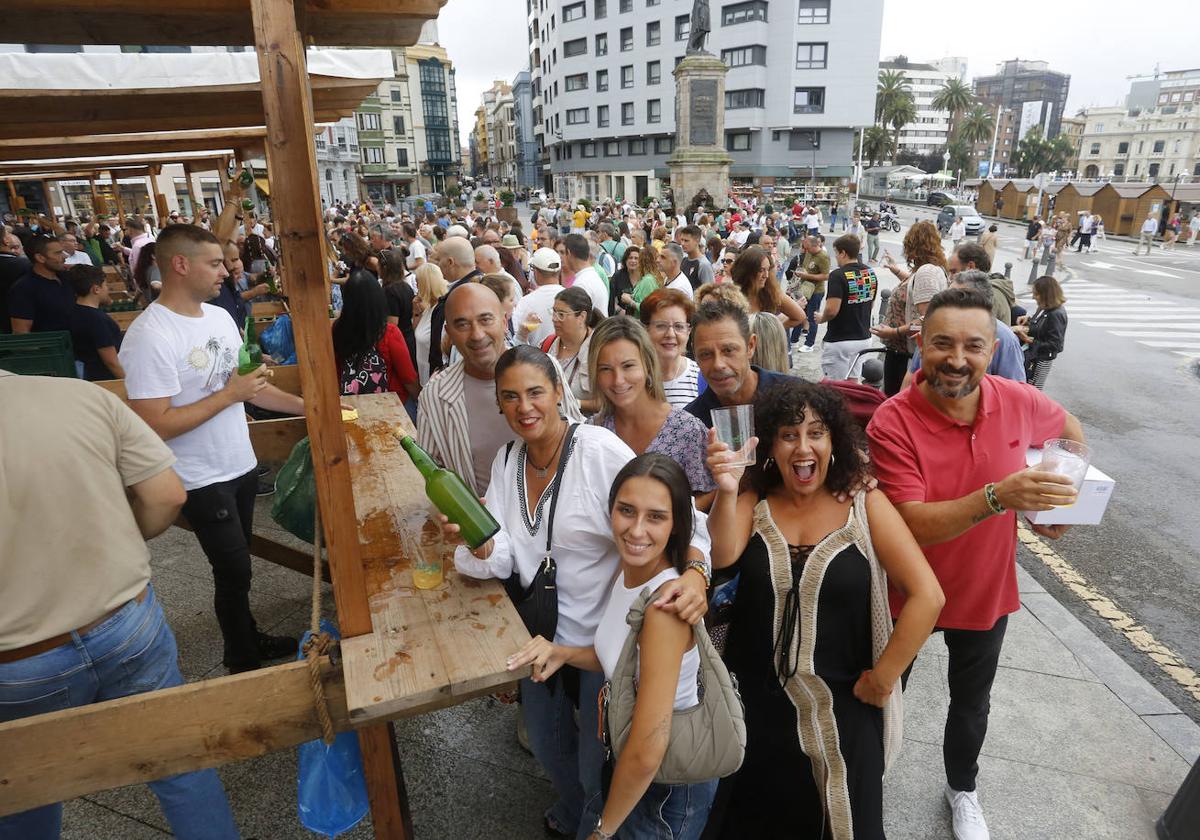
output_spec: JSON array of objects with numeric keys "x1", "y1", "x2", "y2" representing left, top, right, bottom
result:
[{"x1": 339, "y1": 393, "x2": 531, "y2": 724}]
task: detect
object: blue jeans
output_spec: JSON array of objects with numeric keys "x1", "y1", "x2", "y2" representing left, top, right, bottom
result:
[
  {"x1": 796, "y1": 292, "x2": 824, "y2": 348},
  {"x1": 604, "y1": 778, "x2": 718, "y2": 840},
  {"x1": 0, "y1": 585, "x2": 239, "y2": 840},
  {"x1": 521, "y1": 669, "x2": 606, "y2": 839}
]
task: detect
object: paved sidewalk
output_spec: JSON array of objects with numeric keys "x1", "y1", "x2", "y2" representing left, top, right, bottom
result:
[{"x1": 52, "y1": 504, "x2": 1198, "y2": 839}]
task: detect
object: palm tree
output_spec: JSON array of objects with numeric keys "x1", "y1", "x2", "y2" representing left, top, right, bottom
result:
[
  {"x1": 931, "y1": 78, "x2": 974, "y2": 143},
  {"x1": 887, "y1": 95, "x2": 918, "y2": 162},
  {"x1": 860, "y1": 126, "x2": 893, "y2": 167},
  {"x1": 875, "y1": 69, "x2": 911, "y2": 126},
  {"x1": 959, "y1": 104, "x2": 995, "y2": 147}
]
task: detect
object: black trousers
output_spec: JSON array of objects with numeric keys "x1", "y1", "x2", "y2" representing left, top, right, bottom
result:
[
  {"x1": 903, "y1": 614, "x2": 1008, "y2": 792},
  {"x1": 181, "y1": 469, "x2": 261, "y2": 668},
  {"x1": 883, "y1": 349, "x2": 911, "y2": 397}
]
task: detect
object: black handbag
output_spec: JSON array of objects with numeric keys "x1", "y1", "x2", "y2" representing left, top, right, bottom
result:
[{"x1": 502, "y1": 423, "x2": 579, "y2": 641}]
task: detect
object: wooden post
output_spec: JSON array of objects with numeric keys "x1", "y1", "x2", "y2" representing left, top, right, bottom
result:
[
  {"x1": 248, "y1": 1, "x2": 412, "y2": 837},
  {"x1": 5, "y1": 179, "x2": 17, "y2": 213},
  {"x1": 89, "y1": 173, "x2": 102, "y2": 217},
  {"x1": 41, "y1": 179, "x2": 55, "y2": 219},
  {"x1": 110, "y1": 170, "x2": 125, "y2": 223}
]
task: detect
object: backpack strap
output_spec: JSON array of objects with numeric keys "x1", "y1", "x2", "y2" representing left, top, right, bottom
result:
[{"x1": 503, "y1": 440, "x2": 515, "y2": 465}]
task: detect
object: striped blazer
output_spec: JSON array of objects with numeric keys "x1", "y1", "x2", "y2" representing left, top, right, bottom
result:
[{"x1": 416, "y1": 357, "x2": 584, "y2": 495}]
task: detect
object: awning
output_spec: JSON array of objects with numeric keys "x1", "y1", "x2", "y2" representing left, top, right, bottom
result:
[{"x1": 254, "y1": 177, "x2": 271, "y2": 196}]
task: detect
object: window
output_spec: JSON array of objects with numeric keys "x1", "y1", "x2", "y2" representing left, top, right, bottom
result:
[
  {"x1": 567, "y1": 108, "x2": 589, "y2": 124},
  {"x1": 620, "y1": 0, "x2": 632, "y2": 10},
  {"x1": 1089, "y1": 142, "x2": 1101, "y2": 155},
  {"x1": 1194, "y1": 163, "x2": 1200, "y2": 177},
  {"x1": 605, "y1": 140, "x2": 621, "y2": 156},
  {"x1": 1113, "y1": 163, "x2": 1125, "y2": 176},
  {"x1": 315, "y1": 133, "x2": 327, "y2": 150},
  {"x1": 1149, "y1": 162, "x2": 1160, "y2": 177},
  {"x1": 725, "y1": 88, "x2": 764, "y2": 109},
  {"x1": 675, "y1": 14, "x2": 690, "y2": 41},
  {"x1": 726, "y1": 132, "x2": 751, "y2": 152},
  {"x1": 358, "y1": 112, "x2": 381, "y2": 131},
  {"x1": 628, "y1": 138, "x2": 647, "y2": 155},
  {"x1": 564, "y1": 37, "x2": 587, "y2": 57},
  {"x1": 647, "y1": 99, "x2": 661, "y2": 123},
  {"x1": 596, "y1": 33, "x2": 608, "y2": 55},
  {"x1": 622, "y1": 102, "x2": 635, "y2": 125},
  {"x1": 795, "y1": 42, "x2": 827, "y2": 69},
  {"x1": 621, "y1": 65, "x2": 634, "y2": 88},
  {"x1": 597, "y1": 104, "x2": 610, "y2": 126},
  {"x1": 797, "y1": 0, "x2": 830, "y2": 24},
  {"x1": 1137, "y1": 141, "x2": 1144, "y2": 153},
  {"x1": 581, "y1": 142, "x2": 597, "y2": 157},
  {"x1": 596, "y1": 0, "x2": 607, "y2": 17},
  {"x1": 722, "y1": 45, "x2": 767, "y2": 67},
  {"x1": 722, "y1": 0, "x2": 768, "y2": 24},
  {"x1": 646, "y1": 0, "x2": 659, "y2": 5},
  {"x1": 563, "y1": 2, "x2": 585, "y2": 22},
  {"x1": 1096, "y1": 123, "x2": 1104, "y2": 132},
  {"x1": 1153, "y1": 140, "x2": 1165, "y2": 153},
  {"x1": 393, "y1": 116, "x2": 406, "y2": 135},
  {"x1": 566, "y1": 73, "x2": 588, "y2": 91},
  {"x1": 396, "y1": 147, "x2": 409, "y2": 166},
  {"x1": 362, "y1": 146, "x2": 384, "y2": 164},
  {"x1": 597, "y1": 69, "x2": 609, "y2": 91},
  {"x1": 390, "y1": 89, "x2": 402, "y2": 103},
  {"x1": 793, "y1": 86, "x2": 825, "y2": 114},
  {"x1": 620, "y1": 27, "x2": 633, "y2": 50},
  {"x1": 646, "y1": 21, "x2": 660, "y2": 46},
  {"x1": 647, "y1": 60, "x2": 661, "y2": 85},
  {"x1": 1117, "y1": 141, "x2": 1129, "y2": 154},
  {"x1": 654, "y1": 137, "x2": 673, "y2": 154},
  {"x1": 788, "y1": 129, "x2": 821, "y2": 151}
]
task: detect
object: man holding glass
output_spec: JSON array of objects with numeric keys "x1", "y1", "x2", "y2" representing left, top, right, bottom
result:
[{"x1": 866, "y1": 287, "x2": 1086, "y2": 840}]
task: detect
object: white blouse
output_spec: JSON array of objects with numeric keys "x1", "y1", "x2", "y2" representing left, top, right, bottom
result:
[{"x1": 454, "y1": 424, "x2": 711, "y2": 648}]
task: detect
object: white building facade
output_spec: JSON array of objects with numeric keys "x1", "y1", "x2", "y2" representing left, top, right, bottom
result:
[
  {"x1": 879, "y1": 56, "x2": 966, "y2": 158},
  {"x1": 527, "y1": 0, "x2": 883, "y2": 204}
]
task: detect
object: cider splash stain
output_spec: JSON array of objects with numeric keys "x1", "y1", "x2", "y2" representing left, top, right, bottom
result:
[{"x1": 373, "y1": 649, "x2": 414, "y2": 681}]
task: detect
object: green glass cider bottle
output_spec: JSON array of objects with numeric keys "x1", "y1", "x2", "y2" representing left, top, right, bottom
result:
[
  {"x1": 237, "y1": 314, "x2": 263, "y2": 375},
  {"x1": 398, "y1": 435, "x2": 500, "y2": 550}
]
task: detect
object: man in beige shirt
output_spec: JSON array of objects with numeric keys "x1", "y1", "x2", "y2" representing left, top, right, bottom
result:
[{"x1": 0, "y1": 371, "x2": 238, "y2": 838}]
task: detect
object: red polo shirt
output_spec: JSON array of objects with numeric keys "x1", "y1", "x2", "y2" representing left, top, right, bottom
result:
[{"x1": 866, "y1": 373, "x2": 1066, "y2": 630}]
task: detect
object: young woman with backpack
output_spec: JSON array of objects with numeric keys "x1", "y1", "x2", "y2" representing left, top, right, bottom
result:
[{"x1": 332, "y1": 269, "x2": 418, "y2": 407}]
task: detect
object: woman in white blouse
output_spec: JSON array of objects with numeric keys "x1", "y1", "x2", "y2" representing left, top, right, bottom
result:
[
  {"x1": 440, "y1": 345, "x2": 711, "y2": 840},
  {"x1": 508, "y1": 453, "x2": 718, "y2": 840},
  {"x1": 412, "y1": 262, "x2": 447, "y2": 385}
]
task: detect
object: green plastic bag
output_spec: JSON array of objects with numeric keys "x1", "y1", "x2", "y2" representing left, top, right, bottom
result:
[{"x1": 271, "y1": 437, "x2": 317, "y2": 543}]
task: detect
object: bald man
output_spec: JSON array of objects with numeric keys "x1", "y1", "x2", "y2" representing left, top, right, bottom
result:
[
  {"x1": 417, "y1": 283, "x2": 581, "y2": 494},
  {"x1": 427, "y1": 236, "x2": 483, "y2": 375},
  {"x1": 475, "y1": 243, "x2": 522, "y2": 304}
]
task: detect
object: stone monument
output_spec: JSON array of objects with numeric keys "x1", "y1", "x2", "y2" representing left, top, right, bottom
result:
[{"x1": 667, "y1": 0, "x2": 731, "y2": 214}]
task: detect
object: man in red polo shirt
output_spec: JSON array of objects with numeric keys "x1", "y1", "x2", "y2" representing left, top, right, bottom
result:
[{"x1": 867, "y1": 287, "x2": 1084, "y2": 840}]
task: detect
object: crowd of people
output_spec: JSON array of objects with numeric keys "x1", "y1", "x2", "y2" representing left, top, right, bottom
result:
[{"x1": 2, "y1": 179, "x2": 1091, "y2": 840}]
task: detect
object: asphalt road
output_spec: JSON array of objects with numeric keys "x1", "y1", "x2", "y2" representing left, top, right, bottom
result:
[{"x1": 872, "y1": 205, "x2": 1200, "y2": 722}]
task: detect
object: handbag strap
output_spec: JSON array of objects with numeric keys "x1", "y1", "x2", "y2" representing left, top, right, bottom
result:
[{"x1": 543, "y1": 423, "x2": 580, "y2": 555}]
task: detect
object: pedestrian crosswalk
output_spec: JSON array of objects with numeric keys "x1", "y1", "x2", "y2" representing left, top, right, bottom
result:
[{"x1": 1017, "y1": 278, "x2": 1200, "y2": 360}]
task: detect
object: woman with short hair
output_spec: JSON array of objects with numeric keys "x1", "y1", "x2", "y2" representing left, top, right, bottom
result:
[{"x1": 638, "y1": 288, "x2": 704, "y2": 409}]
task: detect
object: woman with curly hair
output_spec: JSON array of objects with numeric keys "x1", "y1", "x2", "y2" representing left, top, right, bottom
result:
[
  {"x1": 729, "y1": 244, "x2": 806, "y2": 329},
  {"x1": 872, "y1": 221, "x2": 950, "y2": 395},
  {"x1": 705, "y1": 381, "x2": 943, "y2": 840},
  {"x1": 620, "y1": 243, "x2": 667, "y2": 315}
]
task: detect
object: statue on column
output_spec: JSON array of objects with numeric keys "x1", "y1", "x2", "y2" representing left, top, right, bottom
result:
[{"x1": 686, "y1": 0, "x2": 711, "y2": 54}]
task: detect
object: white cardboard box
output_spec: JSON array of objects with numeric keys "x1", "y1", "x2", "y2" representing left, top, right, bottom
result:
[{"x1": 1021, "y1": 448, "x2": 1115, "y2": 526}]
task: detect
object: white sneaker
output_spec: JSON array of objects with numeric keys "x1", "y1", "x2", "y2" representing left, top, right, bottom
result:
[
  {"x1": 945, "y1": 785, "x2": 989, "y2": 840},
  {"x1": 798, "y1": 345, "x2": 814, "y2": 353}
]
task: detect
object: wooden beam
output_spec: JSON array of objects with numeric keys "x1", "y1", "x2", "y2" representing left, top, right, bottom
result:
[
  {"x1": 0, "y1": 127, "x2": 269, "y2": 163},
  {"x1": 246, "y1": 415, "x2": 308, "y2": 465},
  {"x1": 250, "y1": 0, "x2": 410, "y2": 836},
  {"x1": 0, "y1": 155, "x2": 227, "y2": 179},
  {"x1": 0, "y1": 658, "x2": 351, "y2": 817}
]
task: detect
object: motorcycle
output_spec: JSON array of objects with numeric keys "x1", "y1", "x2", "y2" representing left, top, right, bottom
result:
[{"x1": 880, "y1": 211, "x2": 901, "y2": 233}]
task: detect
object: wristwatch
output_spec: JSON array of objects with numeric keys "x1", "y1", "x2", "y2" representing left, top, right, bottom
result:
[
  {"x1": 592, "y1": 817, "x2": 615, "y2": 840},
  {"x1": 685, "y1": 558, "x2": 711, "y2": 588}
]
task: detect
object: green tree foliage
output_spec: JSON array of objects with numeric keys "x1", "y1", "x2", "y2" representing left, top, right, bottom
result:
[{"x1": 931, "y1": 78, "x2": 974, "y2": 142}]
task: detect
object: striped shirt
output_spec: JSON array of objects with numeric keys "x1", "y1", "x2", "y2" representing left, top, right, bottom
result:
[{"x1": 662, "y1": 357, "x2": 703, "y2": 409}]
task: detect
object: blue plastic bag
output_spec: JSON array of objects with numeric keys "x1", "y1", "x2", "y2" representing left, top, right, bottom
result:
[
  {"x1": 261, "y1": 313, "x2": 297, "y2": 365},
  {"x1": 297, "y1": 619, "x2": 369, "y2": 838}
]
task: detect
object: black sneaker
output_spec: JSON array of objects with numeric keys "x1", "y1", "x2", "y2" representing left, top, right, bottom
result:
[
  {"x1": 255, "y1": 465, "x2": 270, "y2": 477},
  {"x1": 258, "y1": 632, "x2": 298, "y2": 661},
  {"x1": 256, "y1": 479, "x2": 275, "y2": 497}
]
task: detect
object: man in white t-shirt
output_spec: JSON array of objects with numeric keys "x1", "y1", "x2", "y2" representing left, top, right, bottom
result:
[
  {"x1": 60, "y1": 232, "x2": 94, "y2": 266},
  {"x1": 120, "y1": 224, "x2": 304, "y2": 673},
  {"x1": 561, "y1": 233, "x2": 608, "y2": 316},
  {"x1": 403, "y1": 222, "x2": 427, "y2": 269},
  {"x1": 513, "y1": 248, "x2": 565, "y2": 347},
  {"x1": 661, "y1": 243, "x2": 694, "y2": 299}
]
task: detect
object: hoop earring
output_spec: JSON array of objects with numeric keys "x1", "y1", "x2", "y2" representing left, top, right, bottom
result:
[
  {"x1": 764, "y1": 456, "x2": 775, "y2": 470},
  {"x1": 830, "y1": 453, "x2": 836, "y2": 466}
]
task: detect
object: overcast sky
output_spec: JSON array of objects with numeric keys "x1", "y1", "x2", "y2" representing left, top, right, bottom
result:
[{"x1": 439, "y1": 0, "x2": 1197, "y2": 144}]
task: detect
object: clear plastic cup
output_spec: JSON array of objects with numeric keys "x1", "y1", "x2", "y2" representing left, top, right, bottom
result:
[
  {"x1": 712, "y1": 405, "x2": 756, "y2": 467},
  {"x1": 1039, "y1": 438, "x2": 1091, "y2": 498}
]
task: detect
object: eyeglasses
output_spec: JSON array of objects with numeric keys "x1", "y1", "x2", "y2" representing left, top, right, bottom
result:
[
  {"x1": 550, "y1": 309, "x2": 578, "y2": 321},
  {"x1": 722, "y1": 258, "x2": 734, "y2": 265},
  {"x1": 649, "y1": 321, "x2": 690, "y2": 334}
]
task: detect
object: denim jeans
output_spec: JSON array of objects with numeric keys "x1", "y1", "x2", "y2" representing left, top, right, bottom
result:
[
  {"x1": 609, "y1": 778, "x2": 718, "y2": 840},
  {"x1": 802, "y1": 292, "x2": 825, "y2": 348},
  {"x1": 0, "y1": 585, "x2": 239, "y2": 840},
  {"x1": 181, "y1": 469, "x2": 260, "y2": 669},
  {"x1": 520, "y1": 669, "x2": 606, "y2": 839}
]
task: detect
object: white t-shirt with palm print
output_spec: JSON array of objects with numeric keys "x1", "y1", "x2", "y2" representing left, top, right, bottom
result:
[{"x1": 120, "y1": 302, "x2": 256, "y2": 490}]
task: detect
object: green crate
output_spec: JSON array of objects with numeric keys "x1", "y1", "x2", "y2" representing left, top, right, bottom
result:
[{"x1": 0, "y1": 331, "x2": 77, "y2": 378}]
